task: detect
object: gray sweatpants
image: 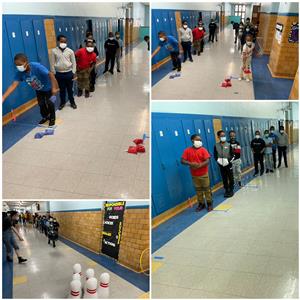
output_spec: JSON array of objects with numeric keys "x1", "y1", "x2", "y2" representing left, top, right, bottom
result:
[
  {"x1": 265, "y1": 153, "x2": 274, "y2": 171},
  {"x1": 232, "y1": 158, "x2": 242, "y2": 183},
  {"x1": 115, "y1": 53, "x2": 121, "y2": 70}
]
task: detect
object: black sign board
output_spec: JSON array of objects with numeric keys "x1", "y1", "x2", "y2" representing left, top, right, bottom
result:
[{"x1": 101, "y1": 201, "x2": 126, "y2": 260}]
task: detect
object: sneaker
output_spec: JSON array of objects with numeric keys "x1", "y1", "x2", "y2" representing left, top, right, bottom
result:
[
  {"x1": 18, "y1": 257, "x2": 27, "y2": 264},
  {"x1": 59, "y1": 104, "x2": 65, "y2": 110},
  {"x1": 183, "y1": 59, "x2": 187, "y2": 63},
  {"x1": 207, "y1": 204, "x2": 213, "y2": 212},
  {"x1": 195, "y1": 204, "x2": 205, "y2": 212},
  {"x1": 246, "y1": 78, "x2": 250, "y2": 82},
  {"x1": 253, "y1": 172, "x2": 258, "y2": 177},
  {"x1": 117, "y1": 69, "x2": 121, "y2": 73},
  {"x1": 260, "y1": 170, "x2": 264, "y2": 176},
  {"x1": 89, "y1": 86, "x2": 95, "y2": 92},
  {"x1": 266, "y1": 169, "x2": 269, "y2": 173},
  {"x1": 38, "y1": 118, "x2": 48, "y2": 125},
  {"x1": 77, "y1": 89, "x2": 83, "y2": 97},
  {"x1": 270, "y1": 170, "x2": 274, "y2": 173},
  {"x1": 71, "y1": 103, "x2": 77, "y2": 109},
  {"x1": 277, "y1": 164, "x2": 281, "y2": 168},
  {"x1": 172, "y1": 67, "x2": 177, "y2": 71},
  {"x1": 49, "y1": 120, "x2": 55, "y2": 127},
  {"x1": 238, "y1": 77, "x2": 242, "y2": 81},
  {"x1": 238, "y1": 181, "x2": 242, "y2": 187},
  {"x1": 189, "y1": 59, "x2": 193, "y2": 62},
  {"x1": 85, "y1": 91, "x2": 90, "y2": 98},
  {"x1": 103, "y1": 69, "x2": 108, "y2": 74},
  {"x1": 197, "y1": 51, "x2": 201, "y2": 56},
  {"x1": 177, "y1": 68, "x2": 181, "y2": 72},
  {"x1": 109, "y1": 69, "x2": 114, "y2": 74}
]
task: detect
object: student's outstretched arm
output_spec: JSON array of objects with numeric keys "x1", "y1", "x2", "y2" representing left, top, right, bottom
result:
[
  {"x1": 48, "y1": 72, "x2": 59, "y2": 95},
  {"x1": 2, "y1": 81, "x2": 20, "y2": 102},
  {"x1": 151, "y1": 46, "x2": 161, "y2": 58}
]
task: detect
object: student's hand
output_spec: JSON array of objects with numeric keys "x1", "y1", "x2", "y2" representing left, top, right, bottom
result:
[
  {"x1": 72, "y1": 75, "x2": 78, "y2": 81},
  {"x1": 19, "y1": 237, "x2": 24, "y2": 241}
]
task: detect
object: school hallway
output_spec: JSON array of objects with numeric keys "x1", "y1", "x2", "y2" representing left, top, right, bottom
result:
[
  {"x1": 152, "y1": 146, "x2": 298, "y2": 298},
  {"x1": 2, "y1": 201, "x2": 150, "y2": 299},
  {"x1": 3, "y1": 42, "x2": 149, "y2": 199}
]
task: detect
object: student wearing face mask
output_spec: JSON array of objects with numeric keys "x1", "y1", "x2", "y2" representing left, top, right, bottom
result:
[
  {"x1": 2, "y1": 53, "x2": 59, "y2": 126},
  {"x1": 277, "y1": 126, "x2": 289, "y2": 168},
  {"x1": 238, "y1": 22, "x2": 244, "y2": 50},
  {"x1": 239, "y1": 35, "x2": 255, "y2": 82},
  {"x1": 181, "y1": 134, "x2": 213, "y2": 212},
  {"x1": 115, "y1": 32, "x2": 123, "y2": 72},
  {"x1": 51, "y1": 35, "x2": 77, "y2": 110},
  {"x1": 231, "y1": 21, "x2": 240, "y2": 44},
  {"x1": 251, "y1": 130, "x2": 266, "y2": 176},
  {"x1": 269, "y1": 126, "x2": 278, "y2": 169},
  {"x1": 229, "y1": 130, "x2": 242, "y2": 187},
  {"x1": 152, "y1": 31, "x2": 182, "y2": 72},
  {"x1": 208, "y1": 19, "x2": 217, "y2": 43},
  {"x1": 179, "y1": 21, "x2": 193, "y2": 63},
  {"x1": 192, "y1": 24, "x2": 205, "y2": 56},
  {"x1": 75, "y1": 40, "x2": 97, "y2": 98},
  {"x1": 263, "y1": 130, "x2": 274, "y2": 173},
  {"x1": 103, "y1": 32, "x2": 119, "y2": 75},
  {"x1": 214, "y1": 130, "x2": 235, "y2": 198}
]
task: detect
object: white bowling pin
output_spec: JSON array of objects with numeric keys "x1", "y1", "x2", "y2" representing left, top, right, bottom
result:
[
  {"x1": 73, "y1": 263, "x2": 82, "y2": 276},
  {"x1": 97, "y1": 273, "x2": 110, "y2": 298},
  {"x1": 84, "y1": 277, "x2": 98, "y2": 299},
  {"x1": 69, "y1": 279, "x2": 81, "y2": 299},
  {"x1": 84, "y1": 268, "x2": 95, "y2": 291},
  {"x1": 73, "y1": 273, "x2": 81, "y2": 281}
]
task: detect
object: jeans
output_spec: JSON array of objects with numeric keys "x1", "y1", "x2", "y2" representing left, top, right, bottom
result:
[
  {"x1": 36, "y1": 90, "x2": 56, "y2": 121},
  {"x1": 219, "y1": 164, "x2": 234, "y2": 192},
  {"x1": 278, "y1": 146, "x2": 288, "y2": 167},
  {"x1": 105, "y1": 52, "x2": 116, "y2": 71},
  {"x1": 3, "y1": 229, "x2": 19, "y2": 257},
  {"x1": 170, "y1": 51, "x2": 181, "y2": 71},
  {"x1": 254, "y1": 152, "x2": 264, "y2": 173},
  {"x1": 181, "y1": 41, "x2": 192, "y2": 61},
  {"x1": 55, "y1": 71, "x2": 75, "y2": 105}
]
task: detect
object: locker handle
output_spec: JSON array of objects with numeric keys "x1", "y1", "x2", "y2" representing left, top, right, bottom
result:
[
  {"x1": 176, "y1": 159, "x2": 179, "y2": 166},
  {"x1": 161, "y1": 163, "x2": 166, "y2": 170}
]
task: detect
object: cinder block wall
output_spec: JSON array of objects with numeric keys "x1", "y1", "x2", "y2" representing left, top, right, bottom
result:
[
  {"x1": 269, "y1": 15, "x2": 299, "y2": 78},
  {"x1": 52, "y1": 210, "x2": 103, "y2": 253},
  {"x1": 289, "y1": 67, "x2": 299, "y2": 100},
  {"x1": 118, "y1": 208, "x2": 150, "y2": 271},
  {"x1": 258, "y1": 12, "x2": 277, "y2": 54},
  {"x1": 51, "y1": 207, "x2": 149, "y2": 272}
]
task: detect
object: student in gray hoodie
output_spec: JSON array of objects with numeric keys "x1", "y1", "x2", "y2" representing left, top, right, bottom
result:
[{"x1": 277, "y1": 125, "x2": 289, "y2": 168}]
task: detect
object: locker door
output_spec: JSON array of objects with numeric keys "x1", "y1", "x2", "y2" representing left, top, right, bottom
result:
[
  {"x1": 69, "y1": 21, "x2": 76, "y2": 51},
  {"x1": 20, "y1": 20, "x2": 38, "y2": 62},
  {"x1": 169, "y1": 12, "x2": 177, "y2": 37},
  {"x1": 151, "y1": 134, "x2": 173, "y2": 215},
  {"x1": 161, "y1": 11, "x2": 172, "y2": 35},
  {"x1": 153, "y1": 119, "x2": 186, "y2": 207},
  {"x1": 5, "y1": 20, "x2": 25, "y2": 56},
  {"x1": 194, "y1": 119, "x2": 214, "y2": 187},
  {"x1": 222, "y1": 118, "x2": 230, "y2": 137},
  {"x1": 181, "y1": 119, "x2": 196, "y2": 146},
  {"x1": 168, "y1": 119, "x2": 195, "y2": 199},
  {"x1": 63, "y1": 20, "x2": 74, "y2": 50},
  {"x1": 32, "y1": 19, "x2": 50, "y2": 68},
  {"x1": 203, "y1": 119, "x2": 221, "y2": 185}
]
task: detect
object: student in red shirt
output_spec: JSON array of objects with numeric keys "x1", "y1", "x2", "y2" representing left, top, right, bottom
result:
[
  {"x1": 192, "y1": 23, "x2": 205, "y2": 55},
  {"x1": 181, "y1": 134, "x2": 213, "y2": 212},
  {"x1": 75, "y1": 41, "x2": 97, "y2": 98}
]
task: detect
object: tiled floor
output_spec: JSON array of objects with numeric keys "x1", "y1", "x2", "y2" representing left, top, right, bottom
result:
[
  {"x1": 152, "y1": 147, "x2": 299, "y2": 298},
  {"x1": 11, "y1": 226, "x2": 144, "y2": 298},
  {"x1": 3, "y1": 43, "x2": 149, "y2": 199},
  {"x1": 152, "y1": 26, "x2": 255, "y2": 100}
]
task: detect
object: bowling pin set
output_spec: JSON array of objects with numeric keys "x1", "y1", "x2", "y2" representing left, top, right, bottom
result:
[{"x1": 69, "y1": 263, "x2": 110, "y2": 299}]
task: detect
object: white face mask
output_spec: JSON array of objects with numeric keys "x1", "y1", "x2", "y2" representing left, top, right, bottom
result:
[
  {"x1": 220, "y1": 136, "x2": 226, "y2": 142},
  {"x1": 109, "y1": 37, "x2": 114, "y2": 40},
  {"x1": 280, "y1": 130, "x2": 284, "y2": 133},
  {"x1": 255, "y1": 135, "x2": 260, "y2": 139},
  {"x1": 16, "y1": 64, "x2": 26, "y2": 72},
  {"x1": 183, "y1": 25, "x2": 188, "y2": 29},
  {"x1": 246, "y1": 28, "x2": 250, "y2": 32},
  {"x1": 59, "y1": 43, "x2": 67, "y2": 49},
  {"x1": 116, "y1": 35, "x2": 120, "y2": 38},
  {"x1": 270, "y1": 130, "x2": 274, "y2": 133},
  {"x1": 199, "y1": 27, "x2": 203, "y2": 30},
  {"x1": 159, "y1": 37, "x2": 165, "y2": 42},
  {"x1": 193, "y1": 140, "x2": 202, "y2": 148},
  {"x1": 246, "y1": 41, "x2": 252, "y2": 46},
  {"x1": 86, "y1": 47, "x2": 94, "y2": 53}
]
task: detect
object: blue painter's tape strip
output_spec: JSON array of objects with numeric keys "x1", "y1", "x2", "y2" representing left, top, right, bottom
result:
[
  {"x1": 59, "y1": 236, "x2": 149, "y2": 292},
  {"x1": 126, "y1": 205, "x2": 149, "y2": 209},
  {"x1": 154, "y1": 256, "x2": 165, "y2": 260},
  {"x1": 50, "y1": 208, "x2": 102, "y2": 213}
]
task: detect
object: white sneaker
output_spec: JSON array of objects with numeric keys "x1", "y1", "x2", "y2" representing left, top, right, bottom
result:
[
  {"x1": 246, "y1": 79, "x2": 250, "y2": 82},
  {"x1": 238, "y1": 77, "x2": 242, "y2": 81}
]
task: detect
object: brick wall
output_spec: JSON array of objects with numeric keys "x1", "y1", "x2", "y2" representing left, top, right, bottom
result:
[
  {"x1": 118, "y1": 208, "x2": 150, "y2": 272},
  {"x1": 289, "y1": 67, "x2": 299, "y2": 100},
  {"x1": 258, "y1": 13, "x2": 278, "y2": 54},
  {"x1": 268, "y1": 15, "x2": 299, "y2": 78},
  {"x1": 52, "y1": 210, "x2": 103, "y2": 253}
]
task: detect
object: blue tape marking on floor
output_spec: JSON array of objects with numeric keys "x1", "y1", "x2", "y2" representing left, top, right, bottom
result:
[
  {"x1": 153, "y1": 256, "x2": 164, "y2": 260},
  {"x1": 59, "y1": 236, "x2": 149, "y2": 292},
  {"x1": 3, "y1": 41, "x2": 144, "y2": 153},
  {"x1": 152, "y1": 171, "x2": 256, "y2": 253},
  {"x1": 2, "y1": 244, "x2": 13, "y2": 299},
  {"x1": 252, "y1": 54, "x2": 293, "y2": 100}
]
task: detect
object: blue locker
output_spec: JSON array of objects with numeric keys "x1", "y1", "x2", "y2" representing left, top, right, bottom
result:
[
  {"x1": 151, "y1": 134, "x2": 173, "y2": 215},
  {"x1": 169, "y1": 11, "x2": 177, "y2": 37},
  {"x1": 161, "y1": 11, "x2": 173, "y2": 37},
  {"x1": 203, "y1": 119, "x2": 221, "y2": 185},
  {"x1": 20, "y1": 20, "x2": 38, "y2": 62},
  {"x1": 193, "y1": 118, "x2": 215, "y2": 187},
  {"x1": 5, "y1": 20, "x2": 25, "y2": 56},
  {"x1": 153, "y1": 119, "x2": 186, "y2": 207},
  {"x1": 181, "y1": 119, "x2": 196, "y2": 146},
  {"x1": 73, "y1": 20, "x2": 81, "y2": 49},
  {"x1": 32, "y1": 19, "x2": 50, "y2": 68},
  {"x1": 167, "y1": 119, "x2": 195, "y2": 199}
]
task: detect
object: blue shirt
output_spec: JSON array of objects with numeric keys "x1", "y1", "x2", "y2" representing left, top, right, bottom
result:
[
  {"x1": 14, "y1": 62, "x2": 52, "y2": 92},
  {"x1": 159, "y1": 35, "x2": 179, "y2": 52},
  {"x1": 268, "y1": 132, "x2": 278, "y2": 149},
  {"x1": 263, "y1": 137, "x2": 273, "y2": 154}
]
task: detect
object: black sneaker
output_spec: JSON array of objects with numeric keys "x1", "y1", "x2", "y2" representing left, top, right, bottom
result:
[
  {"x1": 260, "y1": 171, "x2": 264, "y2": 176},
  {"x1": 172, "y1": 67, "x2": 177, "y2": 71},
  {"x1": 253, "y1": 172, "x2": 258, "y2": 177},
  {"x1": 59, "y1": 104, "x2": 65, "y2": 110},
  {"x1": 195, "y1": 204, "x2": 205, "y2": 212},
  {"x1": 109, "y1": 69, "x2": 114, "y2": 74},
  {"x1": 117, "y1": 69, "x2": 121, "y2": 73},
  {"x1": 197, "y1": 51, "x2": 201, "y2": 56},
  {"x1": 71, "y1": 103, "x2": 77, "y2": 109},
  {"x1": 77, "y1": 89, "x2": 83, "y2": 97},
  {"x1": 85, "y1": 91, "x2": 90, "y2": 98},
  {"x1": 103, "y1": 69, "x2": 108, "y2": 74},
  {"x1": 270, "y1": 170, "x2": 274, "y2": 173},
  {"x1": 207, "y1": 204, "x2": 213, "y2": 212},
  {"x1": 39, "y1": 118, "x2": 48, "y2": 125},
  {"x1": 49, "y1": 120, "x2": 55, "y2": 127},
  {"x1": 18, "y1": 257, "x2": 27, "y2": 264},
  {"x1": 227, "y1": 190, "x2": 234, "y2": 198},
  {"x1": 89, "y1": 86, "x2": 95, "y2": 92},
  {"x1": 177, "y1": 68, "x2": 181, "y2": 72},
  {"x1": 238, "y1": 181, "x2": 242, "y2": 187},
  {"x1": 189, "y1": 59, "x2": 193, "y2": 62},
  {"x1": 7, "y1": 256, "x2": 13, "y2": 262},
  {"x1": 266, "y1": 169, "x2": 269, "y2": 174}
]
